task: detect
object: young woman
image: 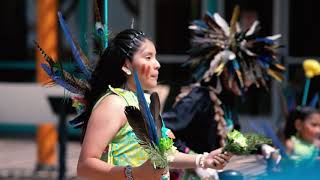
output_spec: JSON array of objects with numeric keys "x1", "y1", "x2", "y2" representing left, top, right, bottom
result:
[{"x1": 76, "y1": 29, "x2": 232, "y2": 180}]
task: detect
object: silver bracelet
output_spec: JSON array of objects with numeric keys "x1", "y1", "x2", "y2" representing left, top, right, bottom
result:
[
  {"x1": 124, "y1": 165, "x2": 134, "y2": 180},
  {"x1": 196, "y1": 152, "x2": 209, "y2": 169},
  {"x1": 199, "y1": 152, "x2": 209, "y2": 169}
]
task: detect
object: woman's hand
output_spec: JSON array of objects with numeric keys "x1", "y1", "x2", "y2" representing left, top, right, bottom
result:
[
  {"x1": 203, "y1": 148, "x2": 233, "y2": 170},
  {"x1": 133, "y1": 160, "x2": 167, "y2": 180}
]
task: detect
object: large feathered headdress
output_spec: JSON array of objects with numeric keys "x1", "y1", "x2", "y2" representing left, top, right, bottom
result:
[
  {"x1": 176, "y1": 6, "x2": 285, "y2": 147},
  {"x1": 35, "y1": 1, "x2": 108, "y2": 128},
  {"x1": 185, "y1": 6, "x2": 285, "y2": 91}
]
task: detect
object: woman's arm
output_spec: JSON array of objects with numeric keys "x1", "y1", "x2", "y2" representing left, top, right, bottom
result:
[
  {"x1": 77, "y1": 94, "x2": 128, "y2": 180},
  {"x1": 169, "y1": 152, "x2": 197, "y2": 169},
  {"x1": 170, "y1": 148, "x2": 232, "y2": 170}
]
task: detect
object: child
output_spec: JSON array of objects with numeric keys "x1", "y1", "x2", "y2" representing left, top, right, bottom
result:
[{"x1": 284, "y1": 106, "x2": 320, "y2": 169}]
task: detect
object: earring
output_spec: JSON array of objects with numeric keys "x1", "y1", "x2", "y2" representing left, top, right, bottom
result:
[{"x1": 122, "y1": 67, "x2": 132, "y2": 75}]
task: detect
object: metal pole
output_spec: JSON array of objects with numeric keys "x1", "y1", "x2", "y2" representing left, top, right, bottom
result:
[{"x1": 58, "y1": 103, "x2": 67, "y2": 180}]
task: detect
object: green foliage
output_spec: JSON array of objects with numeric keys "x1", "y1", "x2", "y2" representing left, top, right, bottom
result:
[
  {"x1": 223, "y1": 130, "x2": 272, "y2": 155},
  {"x1": 159, "y1": 137, "x2": 174, "y2": 152},
  {"x1": 136, "y1": 136, "x2": 176, "y2": 169},
  {"x1": 141, "y1": 141, "x2": 168, "y2": 169}
]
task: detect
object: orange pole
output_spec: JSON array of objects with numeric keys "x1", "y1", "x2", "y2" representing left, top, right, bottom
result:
[
  {"x1": 36, "y1": 0, "x2": 58, "y2": 83},
  {"x1": 36, "y1": 123, "x2": 58, "y2": 167},
  {"x1": 35, "y1": 0, "x2": 58, "y2": 170}
]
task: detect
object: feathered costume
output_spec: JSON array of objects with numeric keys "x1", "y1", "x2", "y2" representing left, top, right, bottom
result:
[
  {"x1": 36, "y1": 1, "x2": 107, "y2": 128},
  {"x1": 164, "y1": 6, "x2": 285, "y2": 152}
]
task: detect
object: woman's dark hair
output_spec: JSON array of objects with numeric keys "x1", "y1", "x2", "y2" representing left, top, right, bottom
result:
[
  {"x1": 81, "y1": 29, "x2": 147, "y2": 139},
  {"x1": 284, "y1": 106, "x2": 320, "y2": 139}
]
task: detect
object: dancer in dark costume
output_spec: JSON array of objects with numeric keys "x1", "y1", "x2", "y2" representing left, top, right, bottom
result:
[{"x1": 163, "y1": 6, "x2": 284, "y2": 180}]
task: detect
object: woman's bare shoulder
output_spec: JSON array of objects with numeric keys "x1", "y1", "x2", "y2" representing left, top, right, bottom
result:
[
  {"x1": 90, "y1": 94, "x2": 128, "y2": 126},
  {"x1": 99, "y1": 94, "x2": 127, "y2": 107}
]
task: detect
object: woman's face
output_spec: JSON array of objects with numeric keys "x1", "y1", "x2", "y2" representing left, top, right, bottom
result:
[
  {"x1": 297, "y1": 113, "x2": 320, "y2": 143},
  {"x1": 127, "y1": 39, "x2": 160, "y2": 90}
]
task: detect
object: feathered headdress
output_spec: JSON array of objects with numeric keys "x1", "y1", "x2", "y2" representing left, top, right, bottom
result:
[
  {"x1": 36, "y1": 1, "x2": 108, "y2": 128},
  {"x1": 124, "y1": 71, "x2": 176, "y2": 169},
  {"x1": 186, "y1": 6, "x2": 285, "y2": 91}
]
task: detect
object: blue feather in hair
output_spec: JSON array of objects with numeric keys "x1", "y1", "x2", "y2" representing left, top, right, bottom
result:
[
  {"x1": 40, "y1": 63, "x2": 53, "y2": 77},
  {"x1": 94, "y1": 0, "x2": 108, "y2": 50},
  {"x1": 41, "y1": 63, "x2": 81, "y2": 94},
  {"x1": 57, "y1": 11, "x2": 92, "y2": 78},
  {"x1": 94, "y1": 0, "x2": 104, "y2": 36},
  {"x1": 133, "y1": 70, "x2": 159, "y2": 145}
]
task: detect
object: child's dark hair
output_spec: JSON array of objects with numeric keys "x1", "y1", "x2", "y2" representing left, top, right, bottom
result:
[
  {"x1": 80, "y1": 29, "x2": 147, "y2": 140},
  {"x1": 284, "y1": 106, "x2": 320, "y2": 139}
]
